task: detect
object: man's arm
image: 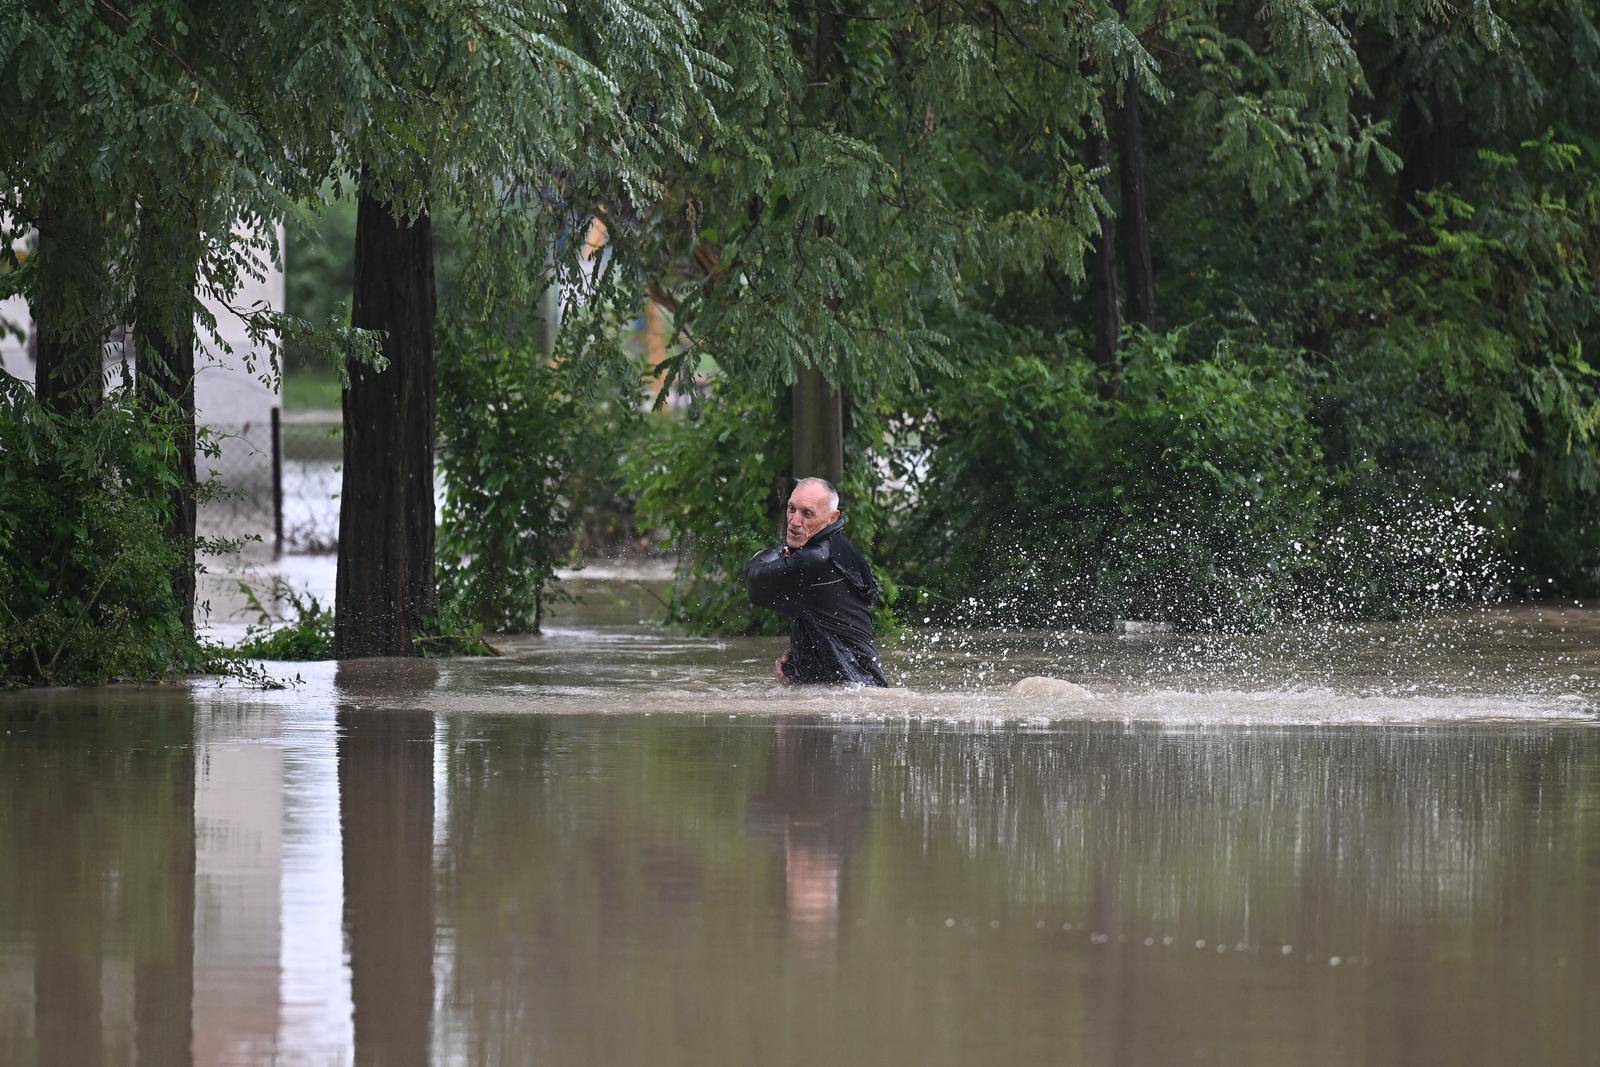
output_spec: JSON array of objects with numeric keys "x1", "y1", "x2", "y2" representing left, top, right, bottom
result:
[{"x1": 744, "y1": 544, "x2": 831, "y2": 615}]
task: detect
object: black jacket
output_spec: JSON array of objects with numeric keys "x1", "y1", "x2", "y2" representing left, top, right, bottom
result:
[{"x1": 744, "y1": 519, "x2": 889, "y2": 687}]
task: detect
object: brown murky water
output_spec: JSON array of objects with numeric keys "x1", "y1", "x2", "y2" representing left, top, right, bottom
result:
[{"x1": 3, "y1": 579, "x2": 1599, "y2": 1065}]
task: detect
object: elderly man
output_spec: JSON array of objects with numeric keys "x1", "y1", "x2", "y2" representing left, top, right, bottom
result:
[{"x1": 744, "y1": 477, "x2": 889, "y2": 687}]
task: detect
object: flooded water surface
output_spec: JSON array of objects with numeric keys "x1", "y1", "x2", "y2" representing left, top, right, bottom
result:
[{"x1": 3, "y1": 584, "x2": 1599, "y2": 1064}]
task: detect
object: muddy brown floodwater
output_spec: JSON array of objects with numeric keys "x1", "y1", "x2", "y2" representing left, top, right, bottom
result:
[{"x1": 2, "y1": 573, "x2": 1598, "y2": 1065}]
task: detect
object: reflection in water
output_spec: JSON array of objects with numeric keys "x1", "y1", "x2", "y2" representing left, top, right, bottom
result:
[
  {"x1": 1, "y1": 680, "x2": 1597, "y2": 1065},
  {"x1": 337, "y1": 662, "x2": 437, "y2": 1067},
  {"x1": 746, "y1": 720, "x2": 876, "y2": 954},
  {"x1": 422, "y1": 717, "x2": 1599, "y2": 1065},
  {"x1": 193, "y1": 695, "x2": 284, "y2": 1065},
  {"x1": 0, "y1": 697, "x2": 196, "y2": 1067}
]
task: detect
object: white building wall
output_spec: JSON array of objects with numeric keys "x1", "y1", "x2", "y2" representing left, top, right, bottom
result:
[
  {"x1": 194, "y1": 225, "x2": 285, "y2": 427},
  {"x1": 0, "y1": 222, "x2": 285, "y2": 428},
  {"x1": 0, "y1": 288, "x2": 31, "y2": 384}
]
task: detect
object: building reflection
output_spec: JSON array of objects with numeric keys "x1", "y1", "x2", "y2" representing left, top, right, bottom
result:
[
  {"x1": 192, "y1": 692, "x2": 283, "y2": 1064},
  {"x1": 191, "y1": 684, "x2": 356, "y2": 1065},
  {"x1": 336, "y1": 661, "x2": 437, "y2": 1067}
]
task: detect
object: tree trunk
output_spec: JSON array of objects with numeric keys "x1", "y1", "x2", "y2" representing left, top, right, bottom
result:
[
  {"x1": 1087, "y1": 131, "x2": 1122, "y2": 389},
  {"x1": 135, "y1": 216, "x2": 200, "y2": 637},
  {"x1": 336, "y1": 187, "x2": 437, "y2": 658},
  {"x1": 791, "y1": 366, "x2": 845, "y2": 485},
  {"x1": 779, "y1": 7, "x2": 850, "y2": 497},
  {"x1": 1117, "y1": 74, "x2": 1156, "y2": 330},
  {"x1": 1397, "y1": 85, "x2": 1458, "y2": 219},
  {"x1": 33, "y1": 193, "x2": 110, "y2": 418}
]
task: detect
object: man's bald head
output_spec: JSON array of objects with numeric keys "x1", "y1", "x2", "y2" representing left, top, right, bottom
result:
[
  {"x1": 786, "y1": 478, "x2": 841, "y2": 548},
  {"x1": 793, "y1": 477, "x2": 839, "y2": 510}
]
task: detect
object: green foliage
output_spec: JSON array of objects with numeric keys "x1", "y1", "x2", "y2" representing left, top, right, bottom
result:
[
  {"x1": 231, "y1": 578, "x2": 336, "y2": 661},
  {"x1": 624, "y1": 375, "x2": 901, "y2": 635},
  {"x1": 624, "y1": 384, "x2": 788, "y2": 634},
  {"x1": 0, "y1": 377, "x2": 248, "y2": 685},
  {"x1": 279, "y1": 370, "x2": 343, "y2": 413},
  {"x1": 884, "y1": 329, "x2": 1324, "y2": 630},
  {"x1": 412, "y1": 604, "x2": 499, "y2": 659},
  {"x1": 435, "y1": 326, "x2": 593, "y2": 634},
  {"x1": 1246, "y1": 137, "x2": 1600, "y2": 596},
  {"x1": 230, "y1": 576, "x2": 497, "y2": 659},
  {"x1": 282, "y1": 196, "x2": 358, "y2": 376},
  {"x1": 6, "y1": 0, "x2": 1600, "y2": 662}
]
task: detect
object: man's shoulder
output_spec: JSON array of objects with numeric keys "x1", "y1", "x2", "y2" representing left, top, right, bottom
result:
[
  {"x1": 790, "y1": 537, "x2": 833, "y2": 572},
  {"x1": 828, "y1": 529, "x2": 862, "y2": 553}
]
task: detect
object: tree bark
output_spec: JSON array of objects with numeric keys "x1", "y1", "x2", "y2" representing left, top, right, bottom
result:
[
  {"x1": 33, "y1": 193, "x2": 110, "y2": 418},
  {"x1": 1397, "y1": 84, "x2": 1458, "y2": 218},
  {"x1": 783, "y1": 5, "x2": 849, "y2": 495},
  {"x1": 1117, "y1": 76, "x2": 1156, "y2": 330},
  {"x1": 135, "y1": 215, "x2": 200, "y2": 637},
  {"x1": 336, "y1": 186, "x2": 437, "y2": 658},
  {"x1": 791, "y1": 366, "x2": 845, "y2": 485},
  {"x1": 1087, "y1": 131, "x2": 1122, "y2": 389}
]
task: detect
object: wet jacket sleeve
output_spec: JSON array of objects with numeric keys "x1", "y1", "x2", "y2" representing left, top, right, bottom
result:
[{"x1": 744, "y1": 544, "x2": 832, "y2": 616}]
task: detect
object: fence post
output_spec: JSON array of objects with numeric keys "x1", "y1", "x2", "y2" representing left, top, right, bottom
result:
[{"x1": 271, "y1": 406, "x2": 284, "y2": 557}]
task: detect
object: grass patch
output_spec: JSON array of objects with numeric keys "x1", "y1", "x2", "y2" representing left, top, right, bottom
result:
[
  {"x1": 282, "y1": 371, "x2": 343, "y2": 412},
  {"x1": 232, "y1": 579, "x2": 335, "y2": 660},
  {"x1": 231, "y1": 578, "x2": 499, "y2": 659}
]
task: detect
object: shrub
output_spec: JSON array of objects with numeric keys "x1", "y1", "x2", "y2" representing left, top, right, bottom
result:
[
  {"x1": 231, "y1": 578, "x2": 336, "y2": 660},
  {"x1": 890, "y1": 328, "x2": 1326, "y2": 630},
  {"x1": 435, "y1": 326, "x2": 590, "y2": 633},
  {"x1": 0, "y1": 377, "x2": 247, "y2": 685}
]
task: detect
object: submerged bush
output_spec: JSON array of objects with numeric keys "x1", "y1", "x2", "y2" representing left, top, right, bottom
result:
[
  {"x1": 0, "y1": 378, "x2": 246, "y2": 686},
  {"x1": 887, "y1": 329, "x2": 1327, "y2": 630},
  {"x1": 231, "y1": 578, "x2": 494, "y2": 660},
  {"x1": 435, "y1": 326, "x2": 592, "y2": 634},
  {"x1": 232, "y1": 579, "x2": 336, "y2": 660}
]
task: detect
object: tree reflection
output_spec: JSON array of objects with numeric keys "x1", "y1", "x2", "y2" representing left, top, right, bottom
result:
[
  {"x1": 410, "y1": 712, "x2": 1597, "y2": 1064},
  {"x1": 0, "y1": 695, "x2": 196, "y2": 1066},
  {"x1": 336, "y1": 663, "x2": 437, "y2": 1067}
]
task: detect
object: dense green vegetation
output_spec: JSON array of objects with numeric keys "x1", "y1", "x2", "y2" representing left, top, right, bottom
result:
[
  {"x1": 2, "y1": 1, "x2": 1597, "y2": 683},
  {"x1": 0, "y1": 381, "x2": 206, "y2": 683},
  {"x1": 626, "y1": 0, "x2": 1600, "y2": 633}
]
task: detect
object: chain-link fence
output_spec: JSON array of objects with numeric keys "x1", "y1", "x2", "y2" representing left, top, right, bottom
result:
[{"x1": 198, "y1": 412, "x2": 342, "y2": 554}]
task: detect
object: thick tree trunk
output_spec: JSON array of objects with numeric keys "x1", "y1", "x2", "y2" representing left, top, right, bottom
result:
[
  {"x1": 33, "y1": 194, "x2": 109, "y2": 418},
  {"x1": 1397, "y1": 85, "x2": 1458, "y2": 218},
  {"x1": 136, "y1": 219, "x2": 200, "y2": 637},
  {"x1": 778, "y1": 5, "x2": 849, "y2": 498},
  {"x1": 1087, "y1": 131, "x2": 1122, "y2": 388},
  {"x1": 1117, "y1": 78, "x2": 1156, "y2": 330},
  {"x1": 791, "y1": 366, "x2": 845, "y2": 485},
  {"x1": 336, "y1": 188, "x2": 437, "y2": 658}
]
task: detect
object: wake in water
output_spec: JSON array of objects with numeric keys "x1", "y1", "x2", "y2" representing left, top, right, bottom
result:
[
  {"x1": 196, "y1": 559, "x2": 1600, "y2": 727},
  {"x1": 285, "y1": 615, "x2": 1600, "y2": 726}
]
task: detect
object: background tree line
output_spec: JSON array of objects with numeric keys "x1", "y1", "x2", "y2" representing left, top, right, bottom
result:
[{"x1": 2, "y1": 1, "x2": 1597, "y2": 685}]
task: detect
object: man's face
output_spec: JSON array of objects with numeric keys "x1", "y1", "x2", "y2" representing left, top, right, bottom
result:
[{"x1": 785, "y1": 483, "x2": 839, "y2": 549}]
